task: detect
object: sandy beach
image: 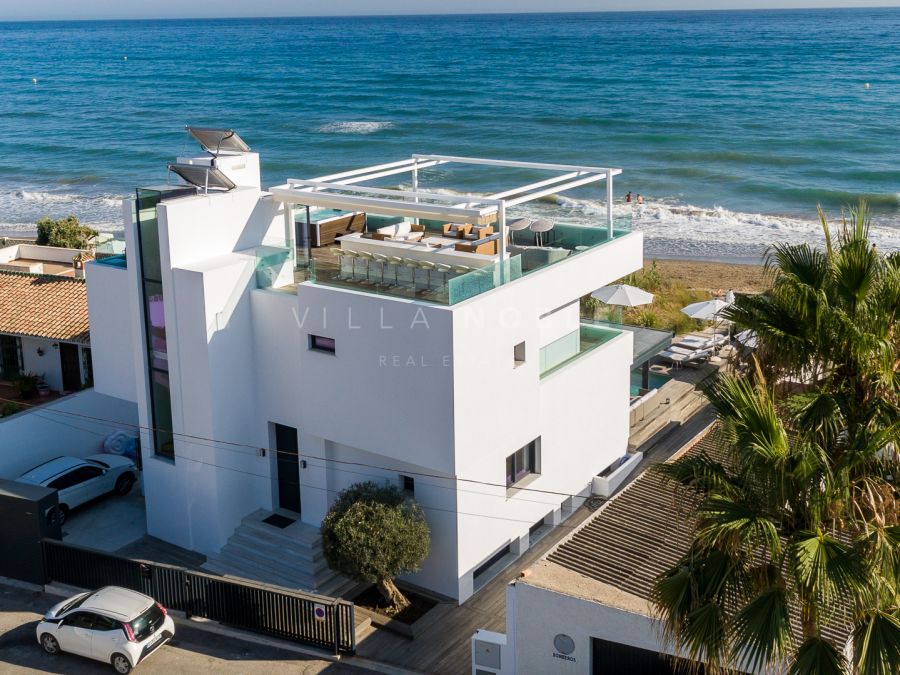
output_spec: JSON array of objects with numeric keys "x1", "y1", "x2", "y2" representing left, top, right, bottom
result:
[{"x1": 648, "y1": 257, "x2": 769, "y2": 294}]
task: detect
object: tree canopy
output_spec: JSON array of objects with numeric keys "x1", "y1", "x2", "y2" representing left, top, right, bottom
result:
[
  {"x1": 321, "y1": 481, "x2": 430, "y2": 612},
  {"x1": 36, "y1": 215, "x2": 98, "y2": 249},
  {"x1": 652, "y1": 203, "x2": 900, "y2": 675}
]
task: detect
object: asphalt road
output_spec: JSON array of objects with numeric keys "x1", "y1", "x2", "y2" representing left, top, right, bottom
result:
[{"x1": 0, "y1": 583, "x2": 367, "y2": 674}]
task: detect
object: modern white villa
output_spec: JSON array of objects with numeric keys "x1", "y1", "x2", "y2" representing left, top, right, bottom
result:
[{"x1": 85, "y1": 128, "x2": 643, "y2": 603}]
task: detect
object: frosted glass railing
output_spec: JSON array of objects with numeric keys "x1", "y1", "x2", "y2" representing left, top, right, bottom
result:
[
  {"x1": 539, "y1": 323, "x2": 621, "y2": 378},
  {"x1": 446, "y1": 255, "x2": 522, "y2": 304},
  {"x1": 255, "y1": 245, "x2": 292, "y2": 289}
]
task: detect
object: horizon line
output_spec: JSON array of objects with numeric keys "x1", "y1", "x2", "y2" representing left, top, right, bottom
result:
[{"x1": 1, "y1": 5, "x2": 896, "y2": 24}]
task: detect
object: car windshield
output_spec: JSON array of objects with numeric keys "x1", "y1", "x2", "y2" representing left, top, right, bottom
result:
[
  {"x1": 129, "y1": 604, "x2": 164, "y2": 641},
  {"x1": 59, "y1": 592, "x2": 90, "y2": 615}
]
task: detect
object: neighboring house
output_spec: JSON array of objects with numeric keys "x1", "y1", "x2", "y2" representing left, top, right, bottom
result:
[
  {"x1": 0, "y1": 270, "x2": 93, "y2": 392},
  {"x1": 472, "y1": 430, "x2": 852, "y2": 674},
  {"x1": 85, "y1": 128, "x2": 643, "y2": 602}
]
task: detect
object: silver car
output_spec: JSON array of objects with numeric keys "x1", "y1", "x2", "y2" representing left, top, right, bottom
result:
[{"x1": 17, "y1": 454, "x2": 138, "y2": 525}]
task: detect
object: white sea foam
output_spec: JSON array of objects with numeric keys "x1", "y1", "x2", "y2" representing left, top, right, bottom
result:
[
  {"x1": 0, "y1": 188, "x2": 125, "y2": 237},
  {"x1": 398, "y1": 186, "x2": 900, "y2": 261},
  {"x1": 315, "y1": 121, "x2": 394, "y2": 134}
]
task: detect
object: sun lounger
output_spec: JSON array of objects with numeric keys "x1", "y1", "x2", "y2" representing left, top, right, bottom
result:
[
  {"x1": 658, "y1": 348, "x2": 712, "y2": 368},
  {"x1": 676, "y1": 334, "x2": 726, "y2": 350}
]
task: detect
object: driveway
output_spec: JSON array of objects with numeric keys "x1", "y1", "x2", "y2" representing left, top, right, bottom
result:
[
  {"x1": 62, "y1": 490, "x2": 147, "y2": 552},
  {"x1": 0, "y1": 583, "x2": 368, "y2": 674}
]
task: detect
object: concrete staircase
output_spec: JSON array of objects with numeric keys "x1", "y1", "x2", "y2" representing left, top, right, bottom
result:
[{"x1": 202, "y1": 510, "x2": 360, "y2": 598}]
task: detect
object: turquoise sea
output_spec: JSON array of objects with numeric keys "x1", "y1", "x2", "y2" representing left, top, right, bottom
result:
[{"x1": 1, "y1": 9, "x2": 899, "y2": 260}]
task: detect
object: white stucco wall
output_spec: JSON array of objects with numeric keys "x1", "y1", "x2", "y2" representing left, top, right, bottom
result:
[
  {"x1": 19, "y1": 336, "x2": 63, "y2": 391},
  {"x1": 0, "y1": 390, "x2": 138, "y2": 479},
  {"x1": 86, "y1": 260, "x2": 137, "y2": 402},
  {"x1": 294, "y1": 284, "x2": 457, "y2": 476},
  {"x1": 507, "y1": 581, "x2": 663, "y2": 675}
]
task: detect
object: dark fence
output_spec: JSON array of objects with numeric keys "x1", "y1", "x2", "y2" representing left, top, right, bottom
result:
[{"x1": 42, "y1": 539, "x2": 355, "y2": 655}]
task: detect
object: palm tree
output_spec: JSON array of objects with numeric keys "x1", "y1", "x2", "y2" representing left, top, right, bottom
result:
[
  {"x1": 651, "y1": 366, "x2": 900, "y2": 674},
  {"x1": 723, "y1": 201, "x2": 899, "y2": 440}
]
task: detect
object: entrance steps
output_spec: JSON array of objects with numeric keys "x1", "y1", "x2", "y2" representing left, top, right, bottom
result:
[{"x1": 202, "y1": 510, "x2": 362, "y2": 598}]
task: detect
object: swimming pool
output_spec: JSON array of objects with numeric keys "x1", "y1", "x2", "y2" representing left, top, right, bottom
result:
[{"x1": 630, "y1": 370, "x2": 671, "y2": 396}]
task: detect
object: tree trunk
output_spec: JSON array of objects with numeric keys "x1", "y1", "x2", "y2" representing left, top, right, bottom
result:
[{"x1": 376, "y1": 578, "x2": 410, "y2": 614}]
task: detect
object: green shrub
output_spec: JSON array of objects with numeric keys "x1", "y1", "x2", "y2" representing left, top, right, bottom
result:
[
  {"x1": 36, "y1": 215, "x2": 98, "y2": 249},
  {"x1": 1, "y1": 402, "x2": 22, "y2": 417}
]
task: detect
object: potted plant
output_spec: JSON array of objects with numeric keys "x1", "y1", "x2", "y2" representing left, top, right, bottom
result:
[{"x1": 15, "y1": 372, "x2": 40, "y2": 400}]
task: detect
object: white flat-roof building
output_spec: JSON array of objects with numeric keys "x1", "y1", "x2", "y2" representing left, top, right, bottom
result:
[{"x1": 86, "y1": 129, "x2": 643, "y2": 602}]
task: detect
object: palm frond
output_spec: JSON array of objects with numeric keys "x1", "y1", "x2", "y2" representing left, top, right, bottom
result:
[
  {"x1": 853, "y1": 609, "x2": 900, "y2": 675},
  {"x1": 787, "y1": 636, "x2": 847, "y2": 675},
  {"x1": 695, "y1": 496, "x2": 782, "y2": 557},
  {"x1": 731, "y1": 586, "x2": 793, "y2": 673},
  {"x1": 789, "y1": 530, "x2": 868, "y2": 606}
]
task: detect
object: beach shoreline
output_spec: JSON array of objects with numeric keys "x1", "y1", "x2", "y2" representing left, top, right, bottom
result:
[{"x1": 644, "y1": 258, "x2": 768, "y2": 294}]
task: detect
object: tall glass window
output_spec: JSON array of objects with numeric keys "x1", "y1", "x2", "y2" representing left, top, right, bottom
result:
[{"x1": 134, "y1": 188, "x2": 188, "y2": 459}]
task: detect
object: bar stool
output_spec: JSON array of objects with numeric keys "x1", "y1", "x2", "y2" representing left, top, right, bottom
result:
[
  {"x1": 355, "y1": 251, "x2": 374, "y2": 283},
  {"x1": 453, "y1": 264, "x2": 474, "y2": 277},
  {"x1": 372, "y1": 252, "x2": 390, "y2": 286},
  {"x1": 434, "y1": 262, "x2": 453, "y2": 288},
  {"x1": 403, "y1": 258, "x2": 420, "y2": 290},
  {"x1": 340, "y1": 249, "x2": 359, "y2": 280},
  {"x1": 387, "y1": 255, "x2": 403, "y2": 286},
  {"x1": 417, "y1": 260, "x2": 436, "y2": 291}
]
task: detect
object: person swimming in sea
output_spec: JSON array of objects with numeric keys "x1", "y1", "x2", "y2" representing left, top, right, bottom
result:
[
  {"x1": 625, "y1": 191, "x2": 632, "y2": 203},
  {"x1": 636, "y1": 194, "x2": 644, "y2": 205}
]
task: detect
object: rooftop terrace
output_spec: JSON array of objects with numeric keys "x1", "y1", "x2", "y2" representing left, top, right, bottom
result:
[{"x1": 261, "y1": 154, "x2": 631, "y2": 304}]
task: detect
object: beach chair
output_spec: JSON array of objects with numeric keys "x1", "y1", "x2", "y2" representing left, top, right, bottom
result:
[{"x1": 658, "y1": 348, "x2": 712, "y2": 369}]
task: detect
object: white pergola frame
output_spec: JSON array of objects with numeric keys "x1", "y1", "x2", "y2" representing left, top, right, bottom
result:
[{"x1": 269, "y1": 154, "x2": 622, "y2": 265}]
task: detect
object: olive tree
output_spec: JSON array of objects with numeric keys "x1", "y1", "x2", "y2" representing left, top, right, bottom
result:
[
  {"x1": 321, "y1": 481, "x2": 430, "y2": 612},
  {"x1": 36, "y1": 215, "x2": 98, "y2": 249}
]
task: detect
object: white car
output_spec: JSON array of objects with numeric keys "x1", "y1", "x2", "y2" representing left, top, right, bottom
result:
[
  {"x1": 17, "y1": 454, "x2": 138, "y2": 525},
  {"x1": 36, "y1": 586, "x2": 175, "y2": 674}
]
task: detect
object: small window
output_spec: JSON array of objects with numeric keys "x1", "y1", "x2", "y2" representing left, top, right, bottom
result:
[
  {"x1": 309, "y1": 334, "x2": 336, "y2": 354},
  {"x1": 513, "y1": 341, "x2": 526, "y2": 366},
  {"x1": 65, "y1": 612, "x2": 95, "y2": 629},
  {"x1": 506, "y1": 438, "x2": 540, "y2": 488},
  {"x1": 400, "y1": 475, "x2": 415, "y2": 495},
  {"x1": 92, "y1": 614, "x2": 120, "y2": 631}
]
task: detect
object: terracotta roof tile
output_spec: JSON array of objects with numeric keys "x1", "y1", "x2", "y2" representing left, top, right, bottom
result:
[{"x1": 0, "y1": 271, "x2": 89, "y2": 343}]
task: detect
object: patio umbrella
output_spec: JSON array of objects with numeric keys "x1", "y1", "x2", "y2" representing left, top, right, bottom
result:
[
  {"x1": 592, "y1": 284, "x2": 654, "y2": 307},
  {"x1": 507, "y1": 218, "x2": 532, "y2": 245},
  {"x1": 530, "y1": 219, "x2": 554, "y2": 246},
  {"x1": 680, "y1": 298, "x2": 730, "y2": 321}
]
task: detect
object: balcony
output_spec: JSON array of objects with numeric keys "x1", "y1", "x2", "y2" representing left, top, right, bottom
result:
[{"x1": 539, "y1": 322, "x2": 622, "y2": 378}]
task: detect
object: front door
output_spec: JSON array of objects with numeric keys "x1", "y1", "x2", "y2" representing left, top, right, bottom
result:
[
  {"x1": 0, "y1": 335, "x2": 21, "y2": 380},
  {"x1": 59, "y1": 343, "x2": 81, "y2": 391},
  {"x1": 275, "y1": 424, "x2": 301, "y2": 514}
]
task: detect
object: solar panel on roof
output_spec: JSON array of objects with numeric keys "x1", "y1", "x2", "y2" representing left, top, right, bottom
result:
[
  {"x1": 186, "y1": 127, "x2": 250, "y2": 154},
  {"x1": 167, "y1": 163, "x2": 236, "y2": 192}
]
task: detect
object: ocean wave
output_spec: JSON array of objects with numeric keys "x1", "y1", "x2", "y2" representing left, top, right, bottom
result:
[
  {"x1": 315, "y1": 121, "x2": 394, "y2": 134},
  {"x1": 389, "y1": 184, "x2": 900, "y2": 258},
  {"x1": 0, "y1": 188, "x2": 125, "y2": 237},
  {"x1": 549, "y1": 196, "x2": 900, "y2": 259}
]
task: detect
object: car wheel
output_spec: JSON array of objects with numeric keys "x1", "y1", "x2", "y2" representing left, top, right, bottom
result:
[
  {"x1": 111, "y1": 653, "x2": 132, "y2": 674},
  {"x1": 114, "y1": 473, "x2": 135, "y2": 495},
  {"x1": 40, "y1": 633, "x2": 60, "y2": 655},
  {"x1": 47, "y1": 505, "x2": 68, "y2": 527}
]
